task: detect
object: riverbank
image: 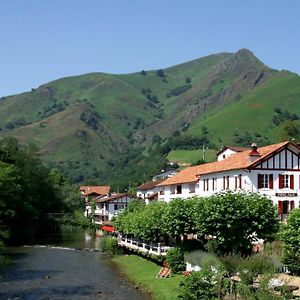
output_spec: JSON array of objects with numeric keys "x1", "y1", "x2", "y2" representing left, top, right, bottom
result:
[{"x1": 112, "y1": 254, "x2": 181, "y2": 300}]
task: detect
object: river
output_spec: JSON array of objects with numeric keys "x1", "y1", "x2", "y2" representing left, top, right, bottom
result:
[{"x1": 0, "y1": 226, "x2": 146, "y2": 300}]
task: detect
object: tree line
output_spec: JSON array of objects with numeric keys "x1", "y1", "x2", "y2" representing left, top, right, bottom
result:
[
  {"x1": 0, "y1": 137, "x2": 82, "y2": 247},
  {"x1": 113, "y1": 192, "x2": 279, "y2": 255}
]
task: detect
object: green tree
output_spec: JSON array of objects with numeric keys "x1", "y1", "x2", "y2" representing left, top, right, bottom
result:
[
  {"x1": 156, "y1": 69, "x2": 165, "y2": 77},
  {"x1": 281, "y1": 209, "x2": 300, "y2": 275},
  {"x1": 163, "y1": 198, "x2": 197, "y2": 242},
  {"x1": 0, "y1": 137, "x2": 65, "y2": 242},
  {"x1": 195, "y1": 192, "x2": 279, "y2": 255}
]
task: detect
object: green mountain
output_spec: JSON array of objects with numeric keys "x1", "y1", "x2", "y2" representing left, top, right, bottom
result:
[{"x1": 1, "y1": 49, "x2": 299, "y2": 187}]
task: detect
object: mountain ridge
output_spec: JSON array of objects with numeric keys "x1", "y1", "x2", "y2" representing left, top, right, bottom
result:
[{"x1": 1, "y1": 49, "x2": 299, "y2": 187}]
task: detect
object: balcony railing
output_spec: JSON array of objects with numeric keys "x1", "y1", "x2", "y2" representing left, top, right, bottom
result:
[
  {"x1": 94, "y1": 209, "x2": 108, "y2": 215},
  {"x1": 118, "y1": 236, "x2": 172, "y2": 256}
]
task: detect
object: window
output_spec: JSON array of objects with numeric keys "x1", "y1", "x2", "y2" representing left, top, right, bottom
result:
[
  {"x1": 279, "y1": 174, "x2": 294, "y2": 189},
  {"x1": 258, "y1": 174, "x2": 273, "y2": 189},
  {"x1": 189, "y1": 184, "x2": 195, "y2": 193},
  {"x1": 223, "y1": 176, "x2": 229, "y2": 190},
  {"x1": 176, "y1": 185, "x2": 182, "y2": 194},
  {"x1": 170, "y1": 186, "x2": 175, "y2": 194},
  {"x1": 114, "y1": 204, "x2": 118, "y2": 210},
  {"x1": 203, "y1": 179, "x2": 209, "y2": 191},
  {"x1": 212, "y1": 178, "x2": 217, "y2": 190}
]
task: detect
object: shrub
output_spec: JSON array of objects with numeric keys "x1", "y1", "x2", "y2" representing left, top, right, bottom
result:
[
  {"x1": 156, "y1": 69, "x2": 165, "y2": 77},
  {"x1": 100, "y1": 237, "x2": 121, "y2": 256},
  {"x1": 166, "y1": 247, "x2": 185, "y2": 273},
  {"x1": 281, "y1": 209, "x2": 300, "y2": 275},
  {"x1": 179, "y1": 259, "x2": 228, "y2": 300}
]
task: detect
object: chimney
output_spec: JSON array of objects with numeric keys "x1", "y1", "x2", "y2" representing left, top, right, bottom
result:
[{"x1": 249, "y1": 143, "x2": 260, "y2": 163}]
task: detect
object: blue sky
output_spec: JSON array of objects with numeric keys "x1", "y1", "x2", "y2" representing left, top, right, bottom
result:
[{"x1": 1, "y1": 0, "x2": 299, "y2": 97}]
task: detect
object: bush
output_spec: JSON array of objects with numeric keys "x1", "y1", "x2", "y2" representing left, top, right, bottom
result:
[
  {"x1": 100, "y1": 237, "x2": 121, "y2": 256},
  {"x1": 281, "y1": 209, "x2": 300, "y2": 275},
  {"x1": 179, "y1": 259, "x2": 228, "y2": 300},
  {"x1": 156, "y1": 69, "x2": 165, "y2": 77},
  {"x1": 166, "y1": 247, "x2": 185, "y2": 273}
]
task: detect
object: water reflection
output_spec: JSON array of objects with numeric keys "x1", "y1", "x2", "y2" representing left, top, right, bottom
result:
[{"x1": 0, "y1": 226, "x2": 145, "y2": 300}]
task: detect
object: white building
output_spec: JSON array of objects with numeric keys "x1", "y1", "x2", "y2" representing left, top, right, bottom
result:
[
  {"x1": 88, "y1": 193, "x2": 134, "y2": 224},
  {"x1": 158, "y1": 141, "x2": 300, "y2": 220},
  {"x1": 217, "y1": 146, "x2": 248, "y2": 161},
  {"x1": 136, "y1": 179, "x2": 164, "y2": 204},
  {"x1": 152, "y1": 169, "x2": 178, "y2": 181}
]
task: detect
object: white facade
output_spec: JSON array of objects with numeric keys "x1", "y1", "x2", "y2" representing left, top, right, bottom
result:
[
  {"x1": 158, "y1": 143, "x2": 300, "y2": 220},
  {"x1": 86, "y1": 194, "x2": 134, "y2": 224},
  {"x1": 137, "y1": 185, "x2": 161, "y2": 200},
  {"x1": 217, "y1": 148, "x2": 238, "y2": 161},
  {"x1": 159, "y1": 182, "x2": 198, "y2": 203}
]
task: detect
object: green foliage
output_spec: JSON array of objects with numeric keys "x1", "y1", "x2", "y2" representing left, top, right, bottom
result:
[
  {"x1": 272, "y1": 108, "x2": 299, "y2": 126},
  {"x1": 140, "y1": 70, "x2": 147, "y2": 75},
  {"x1": 195, "y1": 192, "x2": 279, "y2": 255},
  {"x1": 179, "y1": 259, "x2": 228, "y2": 300},
  {"x1": 114, "y1": 193, "x2": 279, "y2": 256},
  {"x1": 100, "y1": 236, "x2": 121, "y2": 255},
  {"x1": 0, "y1": 137, "x2": 66, "y2": 243},
  {"x1": 156, "y1": 69, "x2": 165, "y2": 77},
  {"x1": 280, "y1": 208, "x2": 300, "y2": 275},
  {"x1": 166, "y1": 247, "x2": 185, "y2": 273},
  {"x1": 185, "y1": 76, "x2": 192, "y2": 84},
  {"x1": 167, "y1": 84, "x2": 192, "y2": 97},
  {"x1": 163, "y1": 198, "x2": 197, "y2": 239}
]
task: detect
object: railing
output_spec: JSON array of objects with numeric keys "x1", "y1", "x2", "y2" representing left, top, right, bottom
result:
[
  {"x1": 94, "y1": 209, "x2": 108, "y2": 215},
  {"x1": 118, "y1": 236, "x2": 172, "y2": 256}
]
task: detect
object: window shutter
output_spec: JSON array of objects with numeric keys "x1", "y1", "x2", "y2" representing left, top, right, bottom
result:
[
  {"x1": 290, "y1": 200, "x2": 295, "y2": 210},
  {"x1": 223, "y1": 176, "x2": 225, "y2": 190},
  {"x1": 235, "y1": 177, "x2": 237, "y2": 190},
  {"x1": 269, "y1": 174, "x2": 273, "y2": 189},
  {"x1": 258, "y1": 174, "x2": 262, "y2": 189},
  {"x1": 212, "y1": 178, "x2": 215, "y2": 190},
  {"x1": 239, "y1": 174, "x2": 242, "y2": 189},
  {"x1": 278, "y1": 201, "x2": 283, "y2": 214},
  {"x1": 279, "y1": 175, "x2": 284, "y2": 189},
  {"x1": 290, "y1": 175, "x2": 294, "y2": 189}
]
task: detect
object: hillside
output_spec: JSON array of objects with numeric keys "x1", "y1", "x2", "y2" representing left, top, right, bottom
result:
[{"x1": 0, "y1": 48, "x2": 299, "y2": 187}]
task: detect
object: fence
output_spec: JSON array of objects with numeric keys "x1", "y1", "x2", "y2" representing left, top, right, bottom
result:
[{"x1": 118, "y1": 236, "x2": 172, "y2": 256}]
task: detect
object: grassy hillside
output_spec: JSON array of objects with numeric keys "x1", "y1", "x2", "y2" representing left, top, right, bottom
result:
[
  {"x1": 0, "y1": 48, "x2": 299, "y2": 186},
  {"x1": 186, "y1": 72, "x2": 300, "y2": 146},
  {"x1": 167, "y1": 149, "x2": 217, "y2": 165}
]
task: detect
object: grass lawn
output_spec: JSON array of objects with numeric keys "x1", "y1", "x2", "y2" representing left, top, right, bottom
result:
[
  {"x1": 112, "y1": 255, "x2": 182, "y2": 300},
  {"x1": 167, "y1": 149, "x2": 217, "y2": 164}
]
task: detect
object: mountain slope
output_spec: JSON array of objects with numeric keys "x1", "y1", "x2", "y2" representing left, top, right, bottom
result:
[{"x1": 0, "y1": 49, "x2": 298, "y2": 185}]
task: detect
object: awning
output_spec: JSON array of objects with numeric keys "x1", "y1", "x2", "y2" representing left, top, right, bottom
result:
[{"x1": 102, "y1": 225, "x2": 115, "y2": 232}]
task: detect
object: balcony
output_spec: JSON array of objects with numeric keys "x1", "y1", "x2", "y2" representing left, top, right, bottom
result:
[{"x1": 94, "y1": 209, "x2": 108, "y2": 216}]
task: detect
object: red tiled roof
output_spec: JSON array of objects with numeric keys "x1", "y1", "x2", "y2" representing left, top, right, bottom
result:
[
  {"x1": 137, "y1": 180, "x2": 164, "y2": 190},
  {"x1": 158, "y1": 141, "x2": 293, "y2": 186},
  {"x1": 80, "y1": 186, "x2": 110, "y2": 196},
  {"x1": 95, "y1": 193, "x2": 128, "y2": 203}
]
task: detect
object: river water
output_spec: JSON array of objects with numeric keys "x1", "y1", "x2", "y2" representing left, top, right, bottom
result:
[{"x1": 0, "y1": 226, "x2": 146, "y2": 300}]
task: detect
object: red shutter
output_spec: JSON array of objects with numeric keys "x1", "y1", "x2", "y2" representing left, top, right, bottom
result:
[
  {"x1": 290, "y1": 200, "x2": 295, "y2": 210},
  {"x1": 258, "y1": 174, "x2": 262, "y2": 189},
  {"x1": 279, "y1": 175, "x2": 284, "y2": 189},
  {"x1": 290, "y1": 175, "x2": 294, "y2": 189},
  {"x1": 278, "y1": 201, "x2": 283, "y2": 214},
  {"x1": 269, "y1": 174, "x2": 273, "y2": 189}
]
